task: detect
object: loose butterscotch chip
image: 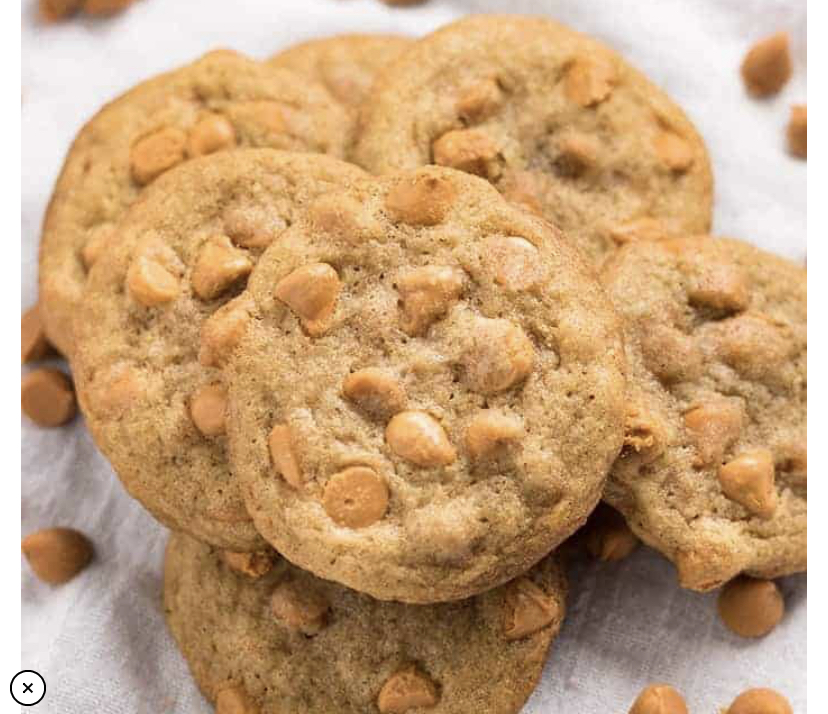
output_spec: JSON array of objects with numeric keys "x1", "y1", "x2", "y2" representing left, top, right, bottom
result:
[
  {"x1": 275, "y1": 263, "x2": 341, "y2": 336},
  {"x1": 21, "y1": 369, "x2": 76, "y2": 427},
  {"x1": 465, "y1": 410, "x2": 523, "y2": 459},
  {"x1": 684, "y1": 400, "x2": 743, "y2": 467},
  {"x1": 385, "y1": 172, "x2": 457, "y2": 226},
  {"x1": 127, "y1": 256, "x2": 180, "y2": 307},
  {"x1": 222, "y1": 550, "x2": 275, "y2": 579},
  {"x1": 377, "y1": 666, "x2": 439, "y2": 713},
  {"x1": 216, "y1": 686, "x2": 260, "y2": 714},
  {"x1": 717, "y1": 577, "x2": 784, "y2": 638},
  {"x1": 83, "y1": 0, "x2": 135, "y2": 14},
  {"x1": 81, "y1": 223, "x2": 115, "y2": 270},
  {"x1": 199, "y1": 295, "x2": 253, "y2": 367},
  {"x1": 342, "y1": 369, "x2": 406, "y2": 420},
  {"x1": 323, "y1": 467, "x2": 389, "y2": 528},
  {"x1": 40, "y1": 0, "x2": 82, "y2": 20},
  {"x1": 463, "y1": 318, "x2": 534, "y2": 394},
  {"x1": 386, "y1": 411, "x2": 456, "y2": 467},
  {"x1": 432, "y1": 128, "x2": 500, "y2": 178},
  {"x1": 741, "y1": 32, "x2": 792, "y2": 97},
  {"x1": 268, "y1": 424, "x2": 303, "y2": 488},
  {"x1": 22, "y1": 305, "x2": 53, "y2": 363},
  {"x1": 189, "y1": 384, "x2": 227, "y2": 437},
  {"x1": 456, "y1": 78, "x2": 503, "y2": 122},
  {"x1": 188, "y1": 114, "x2": 236, "y2": 157},
  {"x1": 130, "y1": 127, "x2": 188, "y2": 185},
  {"x1": 565, "y1": 56, "x2": 616, "y2": 107},
  {"x1": 727, "y1": 689, "x2": 792, "y2": 714},
  {"x1": 504, "y1": 577, "x2": 559, "y2": 640},
  {"x1": 629, "y1": 684, "x2": 688, "y2": 714},
  {"x1": 396, "y1": 266, "x2": 465, "y2": 336},
  {"x1": 719, "y1": 448, "x2": 778, "y2": 518},
  {"x1": 608, "y1": 217, "x2": 671, "y2": 246},
  {"x1": 484, "y1": 236, "x2": 545, "y2": 292},
  {"x1": 270, "y1": 580, "x2": 329, "y2": 634},
  {"x1": 787, "y1": 104, "x2": 807, "y2": 159},
  {"x1": 191, "y1": 236, "x2": 253, "y2": 301},
  {"x1": 22, "y1": 527, "x2": 93, "y2": 584},
  {"x1": 654, "y1": 131, "x2": 695, "y2": 172}
]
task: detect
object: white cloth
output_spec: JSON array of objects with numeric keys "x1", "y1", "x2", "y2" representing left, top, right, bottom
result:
[{"x1": 22, "y1": 0, "x2": 806, "y2": 711}]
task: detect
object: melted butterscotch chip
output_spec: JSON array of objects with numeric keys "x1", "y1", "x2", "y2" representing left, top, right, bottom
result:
[
  {"x1": 308, "y1": 193, "x2": 384, "y2": 245},
  {"x1": 484, "y1": 236, "x2": 545, "y2": 292},
  {"x1": 683, "y1": 400, "x2": 743, "y2": 466},
  {"x1": 187, "y1": 114, "x2": 236, "y2": 157},
  {"x1": 377, "y1": 666, "x2": 439, "y2": 713},
  {"x1": 233, "y1": 100, "x2": 287, "y2": 136},
  {"x1": 224, "y1": 203, "x2": 287, "y2": 249},
  {"x1": 462, "y1": 318, "x2": 534, "y2": 394},
  {"x1": 268, "y1": 424, "x2": 303, "y2": 488},
  {"x1": 385, "y1": 172, "x2": 457, "y2": 226},
  {"x1": 719, "y1": 448, "x2": 778, "y2": 519},
  {"x1": 741, "y1": 32, "x2": 792, "y2": 97},
  {"x1": 623, "y1": 405, "x2": 667, "y2": 464},
  {"x1": 275, "y1": 263, "x2": 341, "y2": 336},
  {"x1": 555, "y1": 130, "x2": 599, "y2": 174},
  {"x1": 270, "y1": 580, "x2": 329, "y2": 635},
  {"x1": 396, "y1": 266, "x2": 465, "y2": 336},
  {"x1": 504, "y1": 577, "x2": 559, "y2": 640},
  {"x1": 654, "y1": 130, "x2": 695, "y2": 172},
  {"x1": 565, "y1": 56, "x2": 616, "y2": 107},
  {"x1": 127, "y1": 256, "x2": 180, "y2": 307},
  {"x1": 465, "y1": 410, "x2": 523, "y2": 459},
  {"x1": 713, "y1": 313, "x2": 791, "y2": 381},
  {"x1": 130, "y1": 127, "x2": 188, "y2": 185},
  {"x1": 199, "y1": 295, "x2": 253, "y2": 367},
  {"x1": 222, "y1": 549, "x2": 275, "y2": 579},
  {"x1": 687, "y1": 259, "x2": 750, "y2": 313},
  {"x1": 386, "y1": 411, "x2": 456, "y2": 467},
  {"x1": 342, "y1": 369, "x2": 406, "y2": 421},
  {"x1": 191, "y1": 235, "x2": 253, "y2": 301},
  {"x1": 456, "y1": 77, "x2": 503, "y2": 122},
  {"x1": 323, "y1": 467, "x2": 389, "y2": 528},
  {"x1": 432, "y1": 128, "x2": 500, "y2": 179},
  {"x1": 189, "y1": 383, "x2": 227, "y2": 437}
]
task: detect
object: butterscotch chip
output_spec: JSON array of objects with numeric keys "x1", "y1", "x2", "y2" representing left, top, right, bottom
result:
[
  {"x1": 268, "y1": 424, "x2": 303, "y2": 488},
  {"x1": 787, "y1": 104, "x2": 807, "y2": 159},
  {"x1": 342, "y1": 369, "x2": 406, "y2": 420},
  {"x1": 127, "y1": 255, "x2": 180, "y2": 307},
  {"x1": 221, "y1": 550, "x2": 275, "y2": 579},
  {"x1": 719, "y1": 448, "x2": 778, "y2": 519},
  {"x1": 585, "y1": 505, "x2": 639, "y2": 562},
  {"x1": 87, "y1": 363, "x2": 141, "y2": 418},
  {"x1": 654, "y1": 131, "x2": 695, "y2": 172},
  {"x1": 21, "y1": 305, "x2": 53, "y2": 363},
  {"x1": 216, "y1": 687, "x2": 260, "y2": 714},
  {"x1": 602, "y1": 237, "x2": 806, "y2": 591},
  {"x1": 21, "y1": 369, "x2": 76, "y2": 427},
  {"x1": 608, "y1": 217, "x2": 671, "y2": 246},
  {"x1": 483, "y1": 236, "x2": 546, "y2": 292},
  {"x1": 396, "y1": 266, "x2": 465, "y2": 336},
  {"x1": 503, "y1": 577, "x2": 560, "y2": 640},
  {"x1": 465, "y1": 410, "x2": 523, "y2": 459},
  {"x1": 623, "y1": 404, "x2": 668, "y2": 464},
  {"x1": 384, "y1": 170, "x2": 457, "y2": 226},
  {"x1": 386, "y1": 411, "x2": 456, "y2": 467},
  {"x1": 718, "y1": 577, "x2": 784, "y2": 637},
  {"x1": 462, "y1": 318, "x2": 534, "y2": 394},
  {"x1": 308, "y1": 193, "x2": 384, "y2": 245},
  {"x1": 191, "y1": 236, "x2": 253, "y2": 301},
  {"x1": 190, "y1": 384, "x2": 227, "y2": 437},
  {"x1": 432, "y1": 128, "x2": 500, "y2": 178},
  {"x1": 22, "y1": 527, "x2": 93, "y2": 585},
  {"x1": 83, "y1": 0, "x2": 135, "y2": 14},
  {"x1": 741, "y1": 32, "x2": 792, "y2": 97},
  {"x1": 224, "y1": 203, "x2": 287, "y2": 249},
  {"x1": 727, "y1": 689, "x2": 792, "y2": 714},
  {"x1": 377, "y1": 667, "x2": 439, "y2": 713},
  {"x1": 40, "y1": 0, "x2": 82, "y2": 20},
  {"x1": 555, "y1": 131, "x2": 599, "y2": 173},
  {"x1": 629, "y1": 684, "x2": 688, "y2": 714},
  {"x1": 199, "y1": 295, "x2": 253, "y2": 368},
  {"x1": 323, "y1": 467, "x2": 389, "y2": 528},
  {"x1": 275, "y1": 263, "x2": 341, "y2": 336},
  {"x1": 188, "y1": 114, "x2": 237, "y2": 157},
  {"x1": 456, "y1": 78, "x2": 503, "y2": 121},
  {"x1": 565, "y1": 56, "x2": 616, "y2": 107},
  {"x1": 130, "y1": 128, "x2": 188, "y2": 186},
  {"x1": 271, "y1": 580, "x2": 329, "y2": 634}
]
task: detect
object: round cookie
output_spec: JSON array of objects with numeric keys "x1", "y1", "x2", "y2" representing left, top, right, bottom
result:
[
  {"x1": 269, "y1": 33, "x2": 413, "y2": 111},
  {"x1": 39, "y1": 49, "x2": 349, "y2": 357},
  {"x1": 217, "y1": 165, "x2": 626, "y2": 601},
  {"x1": 164, "y1": 532, "x2": 567, "y2": 714},
  {"x1": 354, "y1": 15, "x2": 713, "y2": 263},
  {"x1": 601, "y1": 237, "x2": 806, "y2": 590},
  {"x1": 73, "y1": 150, "x2": 367, "y2": 551}
]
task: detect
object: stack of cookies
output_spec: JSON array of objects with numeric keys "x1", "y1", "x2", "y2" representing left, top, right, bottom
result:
[{"x1": 26, "y1": 14, "x2": 806, "y2": 713}]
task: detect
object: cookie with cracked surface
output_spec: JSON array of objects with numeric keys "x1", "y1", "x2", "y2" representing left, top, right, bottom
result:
[
  {"x1": 354, "y1": 15, "x2": 713, "y2": 264},
  {"x1": 72, "y1": 150, "x2": 367, "y2": 551},
  {"x1": 217, "y1": 165, "x2": 626, "y2": 602},
  {"x1": 164, "y1": 532, "x2": 567, "y2": 714},
  {"x1": 39, "y1": 49, "x2": 349, "y2": 357},
  {"x1": 601, "y1": 237, "x2": 806, "y2": 590}
]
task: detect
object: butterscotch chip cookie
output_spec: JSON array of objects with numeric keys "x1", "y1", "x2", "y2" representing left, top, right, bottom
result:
[
  {"x1": 39, "y1": 50, "x2": 349, "y2": 358},
  {"x1": 218, "y1": 166, "x2": 626, "y2": 602},
  {"x1": 601, "y1": 237, "x2": 806, "y2": 591},
  {"x1": 164, "y1": 532, "x2": 567, "y2": 714},
  {"x1": 354, "y1": 15, "x2": 713, "y2": 263},
  {"x1": 72, "y1": 150, "x2": 366, "y2": 551}
]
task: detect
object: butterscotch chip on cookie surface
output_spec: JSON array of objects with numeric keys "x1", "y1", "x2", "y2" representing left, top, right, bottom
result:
[
  {"x1": 354, "y1": 15, "x2": 713, "y2": 263},
  {"x1": 601, "y1": 237, "x2": 806, "y2": 591},
  {"x1": 220, "y1": 166, "x2": 626, "y2": 603},
  {"x1": 72, "y1": 150, "x2": 366, "y2": 552},
  {"x1": 164, "y1": 532, "x2": 567, "y2": 714},
  {"x1": 39, "y1": 49, "x2": 349, "y2": 358}
]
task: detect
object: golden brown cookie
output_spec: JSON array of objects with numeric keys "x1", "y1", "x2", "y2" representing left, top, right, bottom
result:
[
  {"x1": 164, "y1": 532, "x2": 567, "y2": 714},
  {"x1": 73, "y1": 150, "x2": 367, "y2": 551},
  {"x1": 218, "y1": 166, "x2": 626, "y2": 602},
  {"x1": 354, "y1": 15, "x2": 713, "y2": 263},
  {"x1": 39, "y1": 49, "x2": 349, "y2": 357},
  {"x1": 602, "y1": 237, "x2": 806, "y2": 590}
]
